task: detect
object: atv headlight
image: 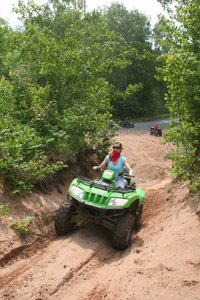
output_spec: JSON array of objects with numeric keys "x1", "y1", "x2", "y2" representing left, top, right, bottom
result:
[
  {"x1": 71, "y1": 185, "x2": 84, "y2": 199},
  {"x1": 108, "y1": 197, "x2": 129, "y2": 207}
]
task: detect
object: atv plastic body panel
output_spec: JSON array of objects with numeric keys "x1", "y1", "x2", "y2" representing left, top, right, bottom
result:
[{"x1": 68, "y1": 176, "x2": 145, "y2": 228}]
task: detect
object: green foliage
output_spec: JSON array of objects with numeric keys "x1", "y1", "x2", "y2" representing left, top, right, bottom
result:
[
  {"x1": 0, "y1": 203, "x2": 10, "y2": 216},
  {"x1": 42, "y1": 213, "x2": 53, "y2": 224},
  {"x1": 188, "y1": 176, "x2": 200, "y2": 193},
  {"x1": 0, "y1": 0, "x2": 134, "y2": 194},
  {"x1": 104, "y1": 3, "x2": 167, "y2": 118},
  {"x1": 164, "y1": 122, "x2": 199, "y2": 179},
  {"x1": 0, "y1": 78, "x2": 66, "y2": 194},
  {"x1": 10, "y1": 216, "x2": 34, "y2": 235},
  {"x1": 155, "y1": 0, "x2": 200, "y2": 190},
  {"x1": 35, "y1": 198, "x2": 44, "y2": 208}
]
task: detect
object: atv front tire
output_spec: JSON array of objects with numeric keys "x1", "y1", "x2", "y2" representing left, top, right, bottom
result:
[
  {"x1": 55, "y1": 200, "x2": 76, "y2": 235},
  {"x1": 112, "y1": 213, "x2": 135, "y2": 250},
  {"x1": 134, "y1": 204, "x2": 143, "y2": 230}
]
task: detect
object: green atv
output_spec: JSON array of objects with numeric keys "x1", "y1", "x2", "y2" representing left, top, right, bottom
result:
[{"x1": 55, "y1": 169, "x2": 145, "y2": 250}]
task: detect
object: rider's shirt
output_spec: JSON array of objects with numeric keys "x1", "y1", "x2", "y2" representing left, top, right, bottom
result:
[{"x1": 106, "y1": 155, "x2": 126, "y2": 177}]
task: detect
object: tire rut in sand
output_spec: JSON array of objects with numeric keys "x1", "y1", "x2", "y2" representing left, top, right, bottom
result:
[{"x1": 0, "y1": 237, "x2": 118, "y2": 300}]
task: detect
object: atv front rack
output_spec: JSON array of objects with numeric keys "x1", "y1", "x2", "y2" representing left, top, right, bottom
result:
[{"x1": 77, "y1": 177, "x2": 136, "y2": 194}]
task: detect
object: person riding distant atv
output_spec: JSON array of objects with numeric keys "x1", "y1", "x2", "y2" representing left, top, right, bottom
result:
[
  {"x1": 93, "y1": 142, "x2": 133, "y2": 188},
  {"x1": 121, "y1": 120, "x2": 135, "y2": 128},
  {"x1": 150, "y1": 124, "x2": 162, "y2": 136}
]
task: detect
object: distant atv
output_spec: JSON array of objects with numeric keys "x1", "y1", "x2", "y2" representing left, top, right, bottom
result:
[
  {"x1": 150, "y1": 127, "x2": 162, "y2": 137},
  {"x1": 122, "y1": 120, "x2": 135, "y2": 128},
  {"x1": 55, "y1": 169, "x2": 145, "y2": 250}
]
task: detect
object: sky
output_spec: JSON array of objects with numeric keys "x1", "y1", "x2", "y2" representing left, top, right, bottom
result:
[{"x1": 0, "y1": 0, "x2": 166, "y2": 28}]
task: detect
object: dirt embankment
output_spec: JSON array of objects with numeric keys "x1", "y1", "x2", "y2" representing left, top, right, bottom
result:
[{"x1": 0, "y1": 130, "x2": 200, "y2": 300}]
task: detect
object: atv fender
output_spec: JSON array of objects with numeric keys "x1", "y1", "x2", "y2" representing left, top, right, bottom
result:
[
  {"x1": 136, "y1": 188, "x2": 145, "y2": 205},
  {"x1": 129, "y1": 199, "x2": 139, "y2": 216}
]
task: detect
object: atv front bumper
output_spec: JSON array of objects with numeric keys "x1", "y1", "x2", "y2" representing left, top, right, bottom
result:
[{"x1": 72, "y1": 198, "x2": 125, "y2": 221}]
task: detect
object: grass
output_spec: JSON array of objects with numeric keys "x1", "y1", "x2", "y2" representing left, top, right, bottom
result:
[{"x1": 133, "y1": 113, "x2": 170, "y2": 123}]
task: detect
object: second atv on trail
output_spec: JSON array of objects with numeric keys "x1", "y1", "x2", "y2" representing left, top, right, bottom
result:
[
  {"x1": 55, "y1": 169, "x2": 145, "y2": 250},
  {"x1": 150, "y1": 126, "x2": 162, "y2": 136}
]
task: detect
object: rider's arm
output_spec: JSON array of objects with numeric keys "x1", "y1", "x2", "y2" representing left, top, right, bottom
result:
[
  {"x1": 93, "y1": 157, "x2": 107, "y2": 171},
  {"x1": 124, "y1": 161, "x2": 133, "y2": 177}
]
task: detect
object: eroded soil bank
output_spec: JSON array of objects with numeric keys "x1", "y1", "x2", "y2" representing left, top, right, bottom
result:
[{"x1": 0, "y1": 130, "x2": 200, "y2": 300}]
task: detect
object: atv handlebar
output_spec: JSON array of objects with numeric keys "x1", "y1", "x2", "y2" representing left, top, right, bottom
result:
[{"x1": 118, "y1": 173, "x2": 134, "y2": 179}]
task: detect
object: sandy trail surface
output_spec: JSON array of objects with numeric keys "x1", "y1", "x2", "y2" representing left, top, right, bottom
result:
[{"x1": 0, "y1": 130, "x2": 200, "y2": 300}]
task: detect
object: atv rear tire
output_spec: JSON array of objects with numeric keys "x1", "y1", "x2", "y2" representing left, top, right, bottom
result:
[
  {"x1": 134, "y1": 204, "x2": 143, "y2": 230},
  {"x1": 55, "y1": 200, "x2": 76, "y2": 235},
  {"x1": 112, "y1": 213, "x2": 135, "y2": 250}
]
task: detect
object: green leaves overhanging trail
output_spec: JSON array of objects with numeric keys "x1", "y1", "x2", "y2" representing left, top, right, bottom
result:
[{"x1": 0, "y1": 0, "x2": 133, "y2": 194}]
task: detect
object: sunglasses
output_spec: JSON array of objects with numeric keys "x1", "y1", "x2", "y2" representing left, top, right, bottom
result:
[{"x1": 113, "y1": 146, "x2": 121, "y2": 149}]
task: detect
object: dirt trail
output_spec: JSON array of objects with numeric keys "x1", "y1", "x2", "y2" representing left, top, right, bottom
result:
[{"x1": 0, "y1": 130, "x2": 200, "y2": 300}]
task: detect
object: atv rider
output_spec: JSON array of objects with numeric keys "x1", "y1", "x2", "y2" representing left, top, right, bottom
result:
[{"x1": 93, "y1": 142, "x2": 133, "y2": 188}]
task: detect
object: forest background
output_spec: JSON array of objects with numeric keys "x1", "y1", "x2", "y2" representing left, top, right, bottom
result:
[{"x1": 0, "y1": 0, "x2": 199, "y2": 196}]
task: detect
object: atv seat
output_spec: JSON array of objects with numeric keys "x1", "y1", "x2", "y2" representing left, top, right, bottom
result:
[{"x1": 99, "y1": 179, "x2": 115, "y2": 187}]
